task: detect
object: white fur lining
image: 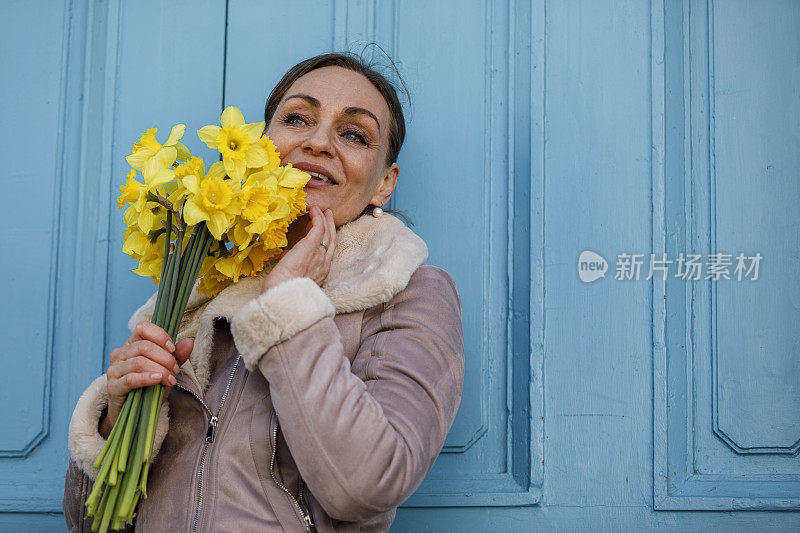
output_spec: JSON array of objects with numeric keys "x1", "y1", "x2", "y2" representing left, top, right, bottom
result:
[
  {"x1": 68, "y1": 374, "x2": 170, "y2": 479},
  {"x1": 123, "y1": 213, "x2": 427, "y2": 394},
  {"x1": 230, "y1": 277, "x2": 336, "y2": 371},
  {"x1": 323, "y1": 214, "x2": 428, "y2": 313}
]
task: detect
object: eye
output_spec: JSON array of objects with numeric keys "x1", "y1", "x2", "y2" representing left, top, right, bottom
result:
[
  {"x1": 281, "y1": 112, "x2": 308, "y2": 126},
  {"x1": 343, "y1": 129, "x2": 367, "y2": 145}
]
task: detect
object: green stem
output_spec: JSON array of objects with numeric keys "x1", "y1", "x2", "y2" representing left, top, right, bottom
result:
[
  {"x1": 116, "y1": 388, "x2": 142, "y2": 474},
  {"x1": 151, "y1": 211, "x2": 173, "y2": 323},
  {"x1": 139, "y1": 459, "x2": 151, "y2": 498},
  {"x1": 168, "y1": 225, "x2": 202, "y2": 336},
  {"x1": 98, "y1": 478, "x2": 121, "y2": 533},
  {"x1": 162, "y1": 224, "x2": 184, "y2": 330},
  {"x1": 92, "y1": 390, "x2": 132, "y2": 470},
  {"x1": 143, "y1": 384, "x2": 161, "y2": 461},
  {"x1": 154, "y1": 243, "x2": 176, "y2": 328},
  {"x1": 90, "y1": 484, "x2": 110, "y2": 532},
  {"x1": 168, "y1": 225, "x2": 212, "y2": 338},
  {"x1": 117, "y1": 392, "x2": 149, "y2": 519}
]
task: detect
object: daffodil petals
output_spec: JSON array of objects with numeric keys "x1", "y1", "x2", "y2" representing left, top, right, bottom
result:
[
  {"x1": 165, "y1": 124, "x2": 186, "y2": 146},
  {"x1": 126, "y1": 149, "x2": 154, "y2": 171},
  {"x1": 138, "y1": 209, "x2": 157, "y2": 233},
  {"x1": 221, "y1": 106, "x2": 245, "y2": 128},
  {"x1": 224, "y1": 157, "x2": 246, "y2": 181},
  {"x1": 174, "y1": 141, "x2": 192, "y2": 161},
  {"x1": 231, "y1": 159, "x2": 246, "y2": 180},
  {"x1": 241, "y1": 122, "x2": 265, "y2": 142},
  {"x1": 144, "y1": 160, "x2": 174, "y2": 188},
  {"x1": 244, "y1": 144, "x2": 269, "y2": 168},
  {"x1": 183, "y1": 174, "x2": 200, "y2": 195},
  {"x1": 276, "y1": 166, "x2": 311, "y2": 188},
  {"x1": 123, "y1": 230, "x2": 149, "y2": 255},
  {"x1": 245, "y1": 218, "x2": 269, "y2": 234},
  {"x1": 222, "y1": 156, "x2": 236, "y2": 177},
  {"x1": 198, "y1": 125, "x2": 221, "y2": 148},
  {"x1": 214, "y1": 255, "x2": 243, "y2": 282},
  {"x1": 183, "y1": 199, "x2": 207, "y2": 226},
  {"x1": 206, "y1": 211, "x2": 230, "y2": 240},
  {"x1": 123, "y1": 205, "x2": 138, "y2": 226},
  {"x1": 154, "y1": 146, "x2": 178, "y2": 168},
  {"x1": 207, "y1": 161, "x2": 226, "y2": 179},
  {"x1": 245, "y1": 169, "x2": 270, "y2": 184}
]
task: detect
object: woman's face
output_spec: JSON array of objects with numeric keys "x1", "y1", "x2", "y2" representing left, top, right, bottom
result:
[{"x1": 266, "y1": 66, "x2": 399, "y2": 227}]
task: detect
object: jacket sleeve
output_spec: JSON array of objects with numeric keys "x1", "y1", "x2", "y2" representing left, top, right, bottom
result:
[
  {"x1": 230, "y1": 265, "x2": 464, "y2": 521},
  {"x1": 63, "y1": 375, "x2": 171, "y2": 530}
]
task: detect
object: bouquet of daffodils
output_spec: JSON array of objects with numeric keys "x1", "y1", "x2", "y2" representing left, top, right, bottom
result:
[{"x1": 84, "y1": 106, "x2": 309, "y2": 532}]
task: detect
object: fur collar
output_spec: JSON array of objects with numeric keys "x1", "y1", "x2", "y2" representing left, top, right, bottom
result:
[{"x1": 127, "y1": 213, "x2": 427, "y2": 393}]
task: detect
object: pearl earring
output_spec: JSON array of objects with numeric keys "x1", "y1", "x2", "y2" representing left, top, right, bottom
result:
[{"x1": 372, "y1": 205, "x2": 384, "y2": 218}]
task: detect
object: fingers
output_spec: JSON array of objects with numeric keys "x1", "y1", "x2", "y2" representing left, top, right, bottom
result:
[
  {"x1": 125, "y1": 321, "x2": 175, "y2": 353},
  {"x1": 261, "y1": 206, "x2": 336, "y2": 291},
  {"x1": 174, "y1": 338, "x2": 193, "y2": 366},
  {"x1": 110, "y1": 339, "x2": 180, "y2": 375},
  {"x1": 308, "y1": 206, "x2": 326, "y2": 245},
  {"x1": 108, "y1": 320, "x2": 184, "y2": 417},
  {"x1": 113, "y1": 356, "x2": 177, "y2": 388},
  {"x1": 323, "y1": 208, "x2": 336, "y2": 262}
]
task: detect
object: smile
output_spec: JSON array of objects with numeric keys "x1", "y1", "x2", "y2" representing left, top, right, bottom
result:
[
  {"x1": 290, "y1": 162, "x2": 339, "y2": 188},
  {"x1": 307, "y1": 171, "x2": 333, "y2": 184}
]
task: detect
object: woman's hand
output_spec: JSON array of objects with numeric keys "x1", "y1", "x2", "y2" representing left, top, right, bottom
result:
[
  {"x1": 99, "y1": 321, "x2": 193, "y2": 439},
  {"x1": 261, "y1": 206, "x2": 337, "y2": 293}
]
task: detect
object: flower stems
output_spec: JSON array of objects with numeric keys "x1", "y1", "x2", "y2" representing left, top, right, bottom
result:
[{"x1": 85, "y1": 221, "x2": 213, "y2": 532}]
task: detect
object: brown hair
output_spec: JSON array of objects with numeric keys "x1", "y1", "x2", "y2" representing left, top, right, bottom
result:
[{"x1": 263, "y1": 52, "x2": 407, "y2": 166}]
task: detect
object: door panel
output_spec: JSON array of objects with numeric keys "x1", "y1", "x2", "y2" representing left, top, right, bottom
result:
[{"x1": 653, "y1": 0, "x2": 800, "y2": 510}]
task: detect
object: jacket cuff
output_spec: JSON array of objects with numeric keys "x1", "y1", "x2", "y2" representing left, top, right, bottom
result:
[
  {"x1": 67, "y1": 374, "x2": 170, "y2": 480},
  {"x1": 231, "y1": 277, "x2": 336, "y2": 371}
]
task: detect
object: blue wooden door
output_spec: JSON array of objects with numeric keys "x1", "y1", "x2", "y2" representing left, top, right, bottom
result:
[{"x1": 2, "y1": 0, "x2": 799, "y2": 531}]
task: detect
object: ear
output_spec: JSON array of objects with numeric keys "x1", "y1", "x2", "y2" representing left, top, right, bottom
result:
[{"x1": 369, "y1": 162, "x2": 399, "y2": 207}]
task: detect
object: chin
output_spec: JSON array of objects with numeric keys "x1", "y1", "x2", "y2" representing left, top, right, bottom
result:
[{"x1": 303, "y1": 190, "x2": 329, "y2": 212}]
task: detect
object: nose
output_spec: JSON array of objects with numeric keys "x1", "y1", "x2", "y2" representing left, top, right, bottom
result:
[{"x1": 301, "y1": 124, "x2": 335, "y2": 158}]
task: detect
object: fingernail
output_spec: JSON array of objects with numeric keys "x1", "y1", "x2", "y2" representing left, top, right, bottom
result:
[
  {"x1": 168, "y1": 375, "x2": 176, "y2": 385},
  {"x1": 173, "y1": 364, "x2": 180, "y2": 374},
  {"x1": 166, "y1": 340, "x2": 175, "y2": 352},
  {"x1": 150, "y1": 373, "x2": 162, "y2": 381}
]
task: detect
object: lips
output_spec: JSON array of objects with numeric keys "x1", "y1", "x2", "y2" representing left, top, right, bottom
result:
[{"x1": 290, "y1": 162, "x2": 338, "y2": 186}]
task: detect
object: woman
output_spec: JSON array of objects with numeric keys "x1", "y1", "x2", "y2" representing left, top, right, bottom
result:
[{"x1": 64, "y1": 53, "x2": 465, "y2": 532}]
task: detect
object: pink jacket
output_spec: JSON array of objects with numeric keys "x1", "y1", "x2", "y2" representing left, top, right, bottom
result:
[{"x1": 63, "y1": 213, "x2": 465, "y2": 532}]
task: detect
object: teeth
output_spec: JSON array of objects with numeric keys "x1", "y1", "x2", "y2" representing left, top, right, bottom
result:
[{"x1": 308, "y1": 171, "x2": 331, "y2": 183}]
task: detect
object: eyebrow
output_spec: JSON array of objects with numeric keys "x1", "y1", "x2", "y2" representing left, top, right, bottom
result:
[{"x1": 284, "y1": 93, "x2": 381, "y2": 132}]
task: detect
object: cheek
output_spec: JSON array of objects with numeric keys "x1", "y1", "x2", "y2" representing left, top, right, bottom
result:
[
  {"x1": 342, "y1": 157, "x2": 379, "y2": 198},
  {"x1": 265, "y1": 124, "x2": 296, "y2": 156}
]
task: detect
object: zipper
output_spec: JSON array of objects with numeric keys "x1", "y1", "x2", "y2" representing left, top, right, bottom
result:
[
  {"x1": 175, "y1": 355, "x2": 241, "y2": 533},
  {"x1": 270, "y1": 412, "x2": 316, "y2": 533}
]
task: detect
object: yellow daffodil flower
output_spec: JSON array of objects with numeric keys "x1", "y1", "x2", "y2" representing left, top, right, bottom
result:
[
  {"x1": 271, "y1": 164, "x2": 311, "y2": 189},
  {"x1": 197, "y1": 106, "x2": 268, "y2": 180},
  {"x1": 118, "y1": 170, "x2": 143, "y2": 209},
  {"x1": 197, "y1": 270, "x2": 234, "y2": 298},
  {"x1": 239, "y1": 177, "x2": 278, "y2": 221},
  {"x1": 244, "y1": 136, "x2": 281, "y2": 176},
  {"x1": 126, "y1": 125, "x2": 190, "y2": 171},
  {"x1": 141, "y1": 147, "x2": 177, "y2": 189},
  {"x1": 183, "y1": 172, "x2": 241, "y2": 240},
  {"x1": 168, "y1": 156, "x2": 206, "y2": 207}
]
